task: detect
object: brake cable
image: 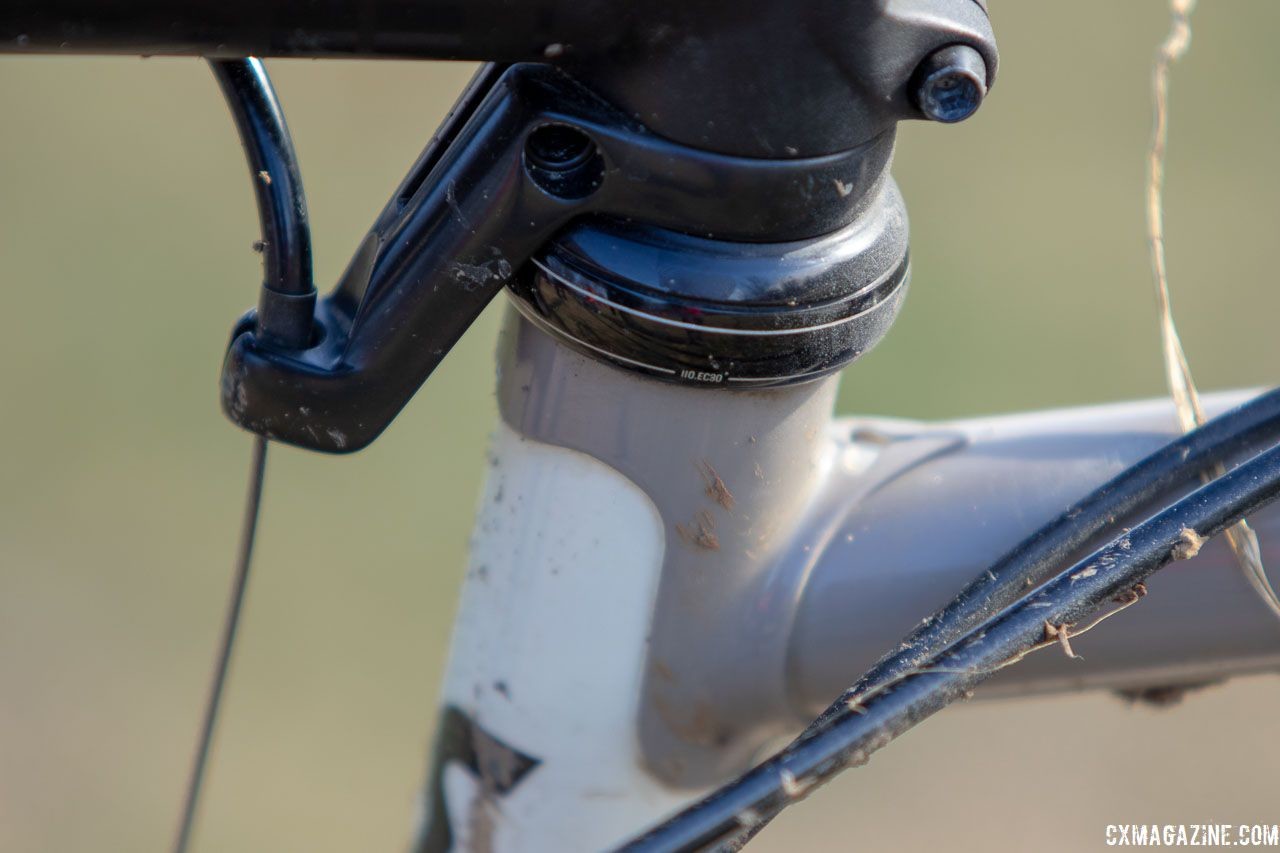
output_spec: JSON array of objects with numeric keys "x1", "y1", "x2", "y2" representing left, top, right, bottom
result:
[
  {"x1": 171, "y1": 435, "x2": 267, "y2": 853},
  {"x1": 171, "y1": 57, "x2": 315, "y2": 853}
]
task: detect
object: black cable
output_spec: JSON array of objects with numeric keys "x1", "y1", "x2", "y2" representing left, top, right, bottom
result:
[
  {"x1": 171, "y1": 59, "x2": 313, "y2": 853},
  {"x1": 208, "y1": 58, "x2": 316, "y2": 348},
  {"x1": 619, "y1": 439, "x2": 1280, "y2": 852},
  {"x1": 208, "y1": 58, "x2": 312, "y2": 298},
  {"x1": 172, "y1": 436, "x2": 268, "y2": 853},
  {"x1": 806, "y1": 385, "x2": 1280, "y2": 735}
]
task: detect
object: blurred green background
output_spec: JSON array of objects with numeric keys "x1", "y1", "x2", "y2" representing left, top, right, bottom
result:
[{"x1": 2, "y1": 2, "x2": 1279, "y2": 851}]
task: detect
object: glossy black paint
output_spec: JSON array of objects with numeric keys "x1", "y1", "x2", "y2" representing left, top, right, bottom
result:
[
  {"x1": 220, "y1": 63, "x2": 897, "y2": 452},
  {"x1": 209, "y1": 58, "x2": 316, "y2": 349},
  {"x1": 4, "y1": 1, "x2": 1000, "y2": 453},
  {"x1": 3, "y1": 2, "x2": 999, "y2": 450},
  {"x1": 509, "y1": 208, "x2": 909, "y2": 386},
  {"x1": 0, "y1": 0, "x2": 996, "y2": 158}
]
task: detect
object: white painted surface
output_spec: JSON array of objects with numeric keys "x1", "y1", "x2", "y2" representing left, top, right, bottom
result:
[{"x1": 430, "y1": 421, "x2": 694, "y2": 851}]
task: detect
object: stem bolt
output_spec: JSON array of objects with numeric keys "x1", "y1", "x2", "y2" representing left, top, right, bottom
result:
[{"x1": 912, "y1": 44, "x2": 988, "y2": 123}]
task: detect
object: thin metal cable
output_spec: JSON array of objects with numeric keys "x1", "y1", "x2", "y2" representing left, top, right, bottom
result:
[
  {"x1": 172, "y1": 57, "x2": 310, "y2": 853},
  {"x1": 171, "y1": 436, "x2": 268, "y2": 853}
]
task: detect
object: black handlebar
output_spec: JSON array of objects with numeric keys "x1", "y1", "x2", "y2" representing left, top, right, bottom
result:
[{"x1": 0, "y1": 0, "x2": 995, "y2": 158}]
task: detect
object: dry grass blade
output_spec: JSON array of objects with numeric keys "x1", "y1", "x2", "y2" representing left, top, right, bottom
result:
[{"x1": 1146, "y1": 0, "x2": 1280, "y2": 620}]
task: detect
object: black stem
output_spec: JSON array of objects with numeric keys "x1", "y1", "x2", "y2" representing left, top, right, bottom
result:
[{"x1": 619, "y1": 439, "x2": 1280, "y2": 852}]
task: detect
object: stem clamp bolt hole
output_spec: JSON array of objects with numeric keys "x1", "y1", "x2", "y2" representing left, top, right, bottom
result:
[
  {"x1": 524, "y1": 123, "x2": 603, "y2": 199},
  {"x1": 526, "y1": 123, "x2": 595, "y2": 170}
]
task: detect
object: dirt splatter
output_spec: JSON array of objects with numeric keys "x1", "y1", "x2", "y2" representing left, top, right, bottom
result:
[
  {"x1": 1069, "y1": 566, "x2": 1097, "y2": 582},
  {"x1": 699, "y1": 460, "x2": 735, "y2": 511},
  {"x1": 677, "y1": 510, "x2": 720, "y2": 551},
  {"x1": 1172, "y1": 526, "x2": 1205, "y2": 560},
  {"x1": 452, "y1": 257, "x2": 513, "y2": 291},
  {"x1": 1115, "y1": 582, "x2": 1148, "y2": 605}
]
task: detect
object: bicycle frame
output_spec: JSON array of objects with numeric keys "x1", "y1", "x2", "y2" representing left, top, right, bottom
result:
[
  {"x1": 419, "y1": 314, "x2": 1280, "y2": 850},
  {"x1": 4, "y1": 3, "x2": 1279, "y2": 852}
]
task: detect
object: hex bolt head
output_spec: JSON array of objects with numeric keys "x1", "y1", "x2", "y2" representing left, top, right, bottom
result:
[{"x1": 912, "y1": 44, "x2": 988, "y2": 123}]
